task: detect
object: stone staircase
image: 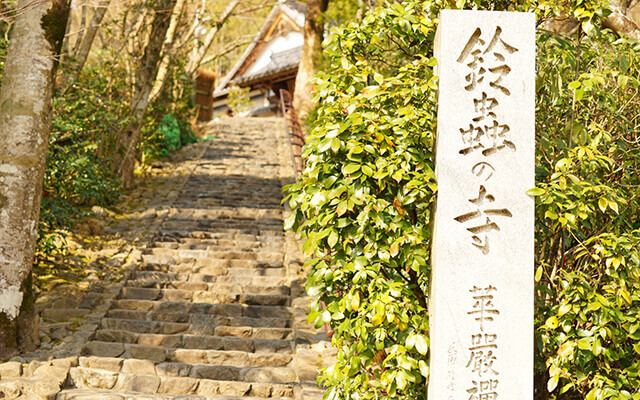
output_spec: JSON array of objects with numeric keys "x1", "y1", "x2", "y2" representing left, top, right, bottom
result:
[{"x1": 0, "y1": 118, "x2": 334, "y2": 400}]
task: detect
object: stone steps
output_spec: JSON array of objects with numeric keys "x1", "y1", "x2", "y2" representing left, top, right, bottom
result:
[
  {"x1": 96, "y1": 318, "x2": 293, "y2": 337},
  {"x1": 128, "y1": 271, "x2": 289, "y2": 286},
  {"x1": 143, "y1": 247, "x2": 283, "y2": 258},
  {"x1": 139, "y1": 256, "x2": 284, "y2": 269},
  {"x1": 150, "y1": 242, "x2": 284, "y2": 252},
  {"x1": 157, "y1": 226, "x2": 285, "y2": 237},
  {"x1": 83, "y1": 342, "x2": 293, "y2": 368},
  {"x1": 117, "y1": 287, "x2": 290, "y2": 306},
  {"x1": 157, "y1": 231, "x2": 284, "y2": 242},
  {"x1": 128, "y1": 265, "x2": 289, "y2": 290},
  {"x1": 0, "y1": 119, "x2": 330, "y2": 400},
  {"x1": 141, "y1": 251, "x2": 283, "y2": 262},
  {"x1": 59, "y1": 390, "x2": 292, "y2": 400},
  {"x1": 123, "y1": 280, "x2": 291, "y2": 296},
  {"x1": 131, "y1": 270, "x2": 289, "y2": 286},
  {"x1": 109, "y1": 300, "x2": 293, "y2": 319},
  {"x1": 64, "y1": 367, "x2": 296, "y2": 397},
  {"x1": 158, "y1": 218, "x2": 284, "y2": 227},
  {"x1": 93, "y1": 331, "x2": 293, "y2": 353},
  {"x1": 137, "y1": 263, "x2": 285, "y2": 277},
  {"x1": 97, "y1": 316, "x2": 289, "y2": 333}
]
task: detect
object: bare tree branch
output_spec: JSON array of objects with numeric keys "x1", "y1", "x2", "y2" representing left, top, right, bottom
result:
[{"x1": 186, "y1": 0, "x2": 240, "y2": 77}]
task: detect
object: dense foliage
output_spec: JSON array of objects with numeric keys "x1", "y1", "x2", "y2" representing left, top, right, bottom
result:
[
  {"x1": 37, "y1": 5, "x2": 200, "y2": 253},
  {"x1": 40, "y1": 67, "x2": 128, "y2": 252},
  {"x1": 285, "y1": 0, "x2": 640, "y2": 399}
]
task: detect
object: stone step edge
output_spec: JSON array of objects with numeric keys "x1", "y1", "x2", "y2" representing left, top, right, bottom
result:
[
  {"x1": 92, "y1": 330, "x2": 294, "y2": 351},
  {"x1": 137, "y1": 260, "x2": 286, "y2": 269},
  {"x1": 107, "y1": 300, "x2": 294, "y2": 315},
  {"x1": 68, "y1": 367, "x2": 299, "y2": 396},
  {"x1": 96, "y1": 318, "x2": 293, "y2": 334},
  {"x1": 122, "y1": 280, "x2": 291, "y2": 292},
  {"x1": 57, "y1": 390, "x2": 293, "y2": 400},
  {"x1": 82, "y1": 344, "x2": 294, "y2": 367},
  {"x1": 100, "y1": 312, "x2": 292, "y2": 328},
  {"x1": 116, "y1": 290, "x2": 290, "y2": 306},
  {"x1": 122, "y1": 273, "x2": 293, "y2": 287}
]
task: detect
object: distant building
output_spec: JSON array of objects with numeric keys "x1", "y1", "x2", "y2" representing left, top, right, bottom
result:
[{"x1": 211, "y1": 0, "x2": 305, "y2": 119}]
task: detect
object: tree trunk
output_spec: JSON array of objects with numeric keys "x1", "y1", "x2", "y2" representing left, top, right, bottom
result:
[
  {"x1": 0, "y1": 0, "x2": 69, "y2": 360},
  {"x1": 185, "y1": 0, "x2": 240, "y2": 77},
  {"x1": 604, "y1": 1, "x2": 640, "y2": 39},
  {"x1": 108, "y1": 0, "x2": 174, "y2": 189},
  {"x1": 72, "y1": 0, "x2": 113, "y2": 79},
  {"x1": 148, "y1": 0, "x2": 187, "y2": 103},
  {"x1": 60, "y1": 8, "x2": 74, "y2": 67},
  {"x1": 292, "y1": 0, "x2": 329, "y2": 122},
  {"x1": 74, "y1": 0, "x2": 87, "y2": 55}
]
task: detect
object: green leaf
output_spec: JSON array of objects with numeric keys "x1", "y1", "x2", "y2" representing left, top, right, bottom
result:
[
  {"x1": 336, "y1": 201, "x2": 348, "y2": 216},
  {"x1": 558, "y1": 303, "x2": 571, "y2": 316},
  {"x1": 568, "y1": 80, "x2": 581, "y2": 89},
  {"x1": 343, "y1": 164, "x2": 360, "y2": 174},
  {"x1": 618, "y1": 75, "x2": 629, "y2": 89},
  {"x1": 526, "y1": 187, "x2": 545, "y2": 196},
  {"x1": 577, "y1": 337, "x2": 591, "y2": 350},
  {"x1": 547, "y1": 374, "x2": 559, "y2": 393},
  {"x1": 283, "y1": 213, "x2": 296, "y2": 231},
  {"x1": 535, "y1": 266, "x2": 543, "y2": 282},
  {"x1": 598, "y1": 197, "x2": 607, "y2": 212},
  {"x1": 328, "y1": 231, "x2": 338, "y2": 248},
  {"x1": 341, "y1": 56, "x2": 351, "y2": 71},
  {"x1": 419, "y1": 360, "x2": 430, "y2": 378},
  {"x1": 330, "y1": 138, "x2": 341, "y2": 152},
  {"x1": 620, "y1": 56, "x2": 630, "y2": 73},
  {"x1": 406, "y1": 334, "x2": 416, "y2": 349},
  {"x1": 546, "y1": 316, "x2": 559, "y2": 329},
  {"x1": 415, "y1": 335, "x2": 428, "y2": 355},
  {"x1": 322, "y1": 310, "x2": 331, "y2": 323}
]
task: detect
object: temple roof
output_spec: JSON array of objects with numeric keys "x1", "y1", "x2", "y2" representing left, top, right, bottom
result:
[{"x1": 214, "y1": 0, "x2": 305, "y2": 97}]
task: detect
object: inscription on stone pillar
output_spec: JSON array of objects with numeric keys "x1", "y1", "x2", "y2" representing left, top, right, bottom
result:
[{"x1": 428, "y1": 10, "x2": 535, "y2": 400}]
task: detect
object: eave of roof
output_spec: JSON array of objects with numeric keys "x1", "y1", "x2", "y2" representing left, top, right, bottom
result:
[{"x1": 233, "y1": 63, "x2": 298, "y2": 86}]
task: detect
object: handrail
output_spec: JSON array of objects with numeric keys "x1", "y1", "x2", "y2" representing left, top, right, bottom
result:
[{"x1": 279, "y1": 89, "x2": 305, "y2": 180}]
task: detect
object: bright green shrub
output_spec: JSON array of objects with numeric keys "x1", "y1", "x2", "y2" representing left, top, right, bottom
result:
[
  {"x1": 285, "y1": 0, "x2": 640, "y2": 399},
  {"x1": 143, "y1": 113, "x2": 197, "y2": 161}
]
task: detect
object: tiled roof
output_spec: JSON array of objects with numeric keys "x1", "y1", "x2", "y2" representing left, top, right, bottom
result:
[{"x1": 235, "y1": 46, "x2": 302, "y2": 83}]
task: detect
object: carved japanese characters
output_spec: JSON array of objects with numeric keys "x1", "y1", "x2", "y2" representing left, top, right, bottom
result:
[{"x1": 429, "y1": 10, "x2": 535, "y2": 400}]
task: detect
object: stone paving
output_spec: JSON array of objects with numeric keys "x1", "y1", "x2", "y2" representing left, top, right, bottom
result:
[{"x1": 0, "y1": 118, "x2": 334, "y2": 399}]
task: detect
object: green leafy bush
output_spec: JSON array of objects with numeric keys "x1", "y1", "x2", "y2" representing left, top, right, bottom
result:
[
  {"x1": 534, "y1": 28, "x2": 640, "y2": 400},
  {"x1": 143, "y1": 113, "x2": 197, "y2": 161},
  {"x1": 285, "y1": 0, "x2": 640, "y2": 399},
  {"x1": 39, "y1": 67, "x2": 125, "y2": 251},
  {"x1": 141, "y1": 60, "x2": 197, "y2": 161}
]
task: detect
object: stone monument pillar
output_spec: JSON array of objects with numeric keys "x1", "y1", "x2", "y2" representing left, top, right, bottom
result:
[{"x1": 428, "y1": 9, "x2": 535, "y2": 400}]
